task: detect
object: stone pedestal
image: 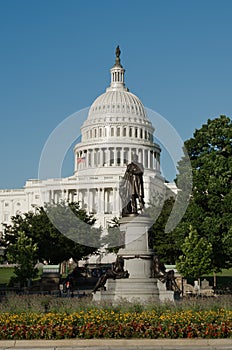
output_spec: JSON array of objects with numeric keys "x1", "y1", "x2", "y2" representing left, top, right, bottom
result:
[{"x1": 93, "y1": 214, "x2": 174, "y2": 303}]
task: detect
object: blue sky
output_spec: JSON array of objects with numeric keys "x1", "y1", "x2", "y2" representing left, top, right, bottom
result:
[{"x1": 0, "y1": 0, "x2": 231, "y2": 188}]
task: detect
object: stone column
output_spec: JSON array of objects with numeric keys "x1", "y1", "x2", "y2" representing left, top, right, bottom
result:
[
  {"x1": 157, "y1": 153, "x2": 160, "y2": 171},
  {"x1": 153, "y1": 152, "x2": 156, "y2": 170},
  {"x1": 113, "y1": 148, "x2": 116, "y2": 166},
  {"x1": 113, "y1": 188, "x2": 116, "y2": 213},
  {"x1": 104, "y1": 189, "x2": 108, "y2": 213},
  {"x1": 148, "y1": 150, "x2": 151, "y2": 169},
  {"x1": 150, "y1": 151, "x2": 153, "y2": 169},
  {"x1": 79, "y1": 190, "x2": 83, "y2": 208},
  {"x1": 142, "y1": 149, "x2": 145, "y2": 168},
  {"x1": 128, "y1": 148, "x2": 132, "y2": 163},
  {"x1": 101, "y1": 188, "x2": 105, "y2": 213},
  {"x1": 100, "y1": 148, "x2": 104, "y2": 166},
  {"x1": 97, "y1": 188, "x2": 100, "y2": 212},
  {"x1": 115, "y1": 187, "x2": 120, "y2": 214},
  {"x1": 120, "y1": 148, "x2": 124, "y2": 165},
  {"x1": 89, "y1": 190, "x2": 92, "y2": 213},
  {"x1": 85, "y1": 150, "x2": 89, "y2": 168},
  {"x1": 74, "y1": 153, "x2": 78, "y2": 172},
  {"x1": 87, "y1": 189, "x2": 90, "y2": 211}
]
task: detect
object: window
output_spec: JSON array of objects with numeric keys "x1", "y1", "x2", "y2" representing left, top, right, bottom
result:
[
  {"x1": 102, "y1": 149, "x2": 106, "y2": 165},
  {"x1": 135, "y1": 128, "x2": 138, "y2": 138},
  {"x1": 129, "y1": 127, "x2": 132, "y2": 137},
  {"x1": 123, "y1": 127, "x2": 127, "y2": 136},
  {"x1": 124, "y1": 149, "x2": 128, "y2": 164},
  {"x1": 94, "y1": 150, "x2": 98, "y2": 166},
  {"x1": 117, "y1": 127, "x2": 120, "y2": 136},
  {"x1": 111, "y1": 128, "x2": 114, "y2": 137},
  {"x1": 117, "y1": 149, "x2": 120, "y2": 165},
  {"x1": 110, "y1": 149, "x2": 114, "y2": 165}
]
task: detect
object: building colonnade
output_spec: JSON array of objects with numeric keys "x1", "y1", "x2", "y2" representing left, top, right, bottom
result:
[
  {"x1": 75, "y1": 146, "x2": 160, "y2": 173},
  {"x1": 40, "y1": 187, "x2": 120, "y2": 216}
]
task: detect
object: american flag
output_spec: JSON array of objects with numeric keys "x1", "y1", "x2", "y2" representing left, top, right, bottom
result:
[{"x1": 77, "y1": 156, "x2": 86, "y2": 164}]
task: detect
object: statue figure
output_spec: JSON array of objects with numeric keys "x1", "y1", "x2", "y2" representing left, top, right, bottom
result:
[
  {"x1": 152, "y1": 255, "x2": 166, "y2": 279},
  {"x1": 120, "y1": 154, "x2": 145, "y2": 215},
  {"x1": 114, "y1": 45, "x2": 122, "y2": 67},
  {"x1": 115, "y1": 45, "x2": 121, "y2": 58},
  {"x1": 92, "y1": 256, "x2": 129, "y2": 293},
  {"x1": 152, "y1": 255, "x2": 181, "y2": 294}
]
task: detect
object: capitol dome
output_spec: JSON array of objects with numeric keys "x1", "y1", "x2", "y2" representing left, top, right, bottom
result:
[
  {"x1": 81, "y1": 46, "x2": 153, "y2": 141},
  {"x1": 74, "y1": 46, "x2": 161, "y2": 188}
]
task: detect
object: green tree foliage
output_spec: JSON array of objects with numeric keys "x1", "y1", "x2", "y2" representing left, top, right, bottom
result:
[
  {"x1": 147, "y1": 196, "x2": 180, "y2": 264},
  {"x1": 101, "y1": 217, "x2": 125, "y2": 254},
  {"x1": 174, "y1": 115, "x2": 232, "y2": 272},
  {"x1": 2, "y1": 202, "x2": 101, "y2": 264},
  {"x1": 176, "y1": 226, "x2": 213, "y2": 279},
  {"x1": 6, "y1": 231, "x2": 38, "y2": 286}
]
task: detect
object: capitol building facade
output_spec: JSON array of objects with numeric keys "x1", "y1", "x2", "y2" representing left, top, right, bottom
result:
[{"x1": 0, "y1": 48, "x2": 174, "y2": 234}]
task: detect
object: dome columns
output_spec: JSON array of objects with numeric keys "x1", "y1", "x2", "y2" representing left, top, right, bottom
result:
[{"x1": 74, "y1": 146, "x2": 160, "y2": 173}]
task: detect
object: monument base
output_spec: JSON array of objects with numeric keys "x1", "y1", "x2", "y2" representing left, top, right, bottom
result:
[
  {"x1": 93, "y1": 278, "x2": 159, "y2": 303},
  {"x1": 93, "y1": 277, "x2": 174, "y2": 304},
  {"x1": 93, "y1": 214, "x2": 174, "y2": 303}
]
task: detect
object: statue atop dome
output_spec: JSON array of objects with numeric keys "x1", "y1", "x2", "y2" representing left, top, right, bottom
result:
[
  {"x1": 114, "y1": 45, "x2": 122, "y2": 67},
  {"x1": 116, "y1": 45, "x2": 121, "y2": 58}
]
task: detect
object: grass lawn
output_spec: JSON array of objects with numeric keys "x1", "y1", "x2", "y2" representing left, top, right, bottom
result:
[
  {"x1": 216, "y1": 268, "x2": 232, "y2": 277},
  {"x1": 0, "y1": 267, "x2": 15, "y2": 285}
]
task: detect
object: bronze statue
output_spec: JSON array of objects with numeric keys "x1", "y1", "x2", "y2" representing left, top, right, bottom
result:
[
  {"x1": 152, "y1": 255, "x2": 181, "y2": 294},
  {"x1": 92, "y1": 256, "x2": 129, "y2": 293},
  {"x1": 115, "y1": 45, "x2": 121, "y2": 58},
  {"x1": 152, "y1": 255, "x2": 166, "y2": 278},
  {"x1": 120, "y1": 154, "x2": 145, "y2": 215},
  {"x1": 114, "y1": 45, "x2": 122, "y2": 67}
]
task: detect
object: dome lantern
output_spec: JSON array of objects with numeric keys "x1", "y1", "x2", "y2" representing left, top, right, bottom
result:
[{"x1": 108, "y1": 46, "x2": 128, "y2": 92}]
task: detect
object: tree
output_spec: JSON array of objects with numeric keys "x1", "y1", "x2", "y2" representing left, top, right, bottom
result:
[
  {"x1": 6, "y1": 231, "x2": 38, "y2": 287},
  {"x1": 147, "y1": 196, "x2": 181, "y2": 264},
  {"x1": 101, "y1": 217, "x2": 125, "y2": 254},
  {"x1": 2, "y1": 202, "x2": 101, "y2": 264},
  {"x1": 174, "y1": 115, "x2": 232, "y2": 272},
  {"x1": 176, "y1": 225, "x2": 213, "y2": 279}
]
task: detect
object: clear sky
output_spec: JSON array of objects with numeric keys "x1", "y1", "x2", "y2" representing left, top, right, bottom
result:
[{"x1": 0, "y1": 0, "x2": 231, "y2": 188}]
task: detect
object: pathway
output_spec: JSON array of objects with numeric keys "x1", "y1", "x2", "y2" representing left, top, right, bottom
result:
[{"x1": 0, "y1": 339, "x2": 231, "y2": 349}]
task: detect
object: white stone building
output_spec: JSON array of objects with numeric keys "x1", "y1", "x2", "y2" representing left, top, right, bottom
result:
[{"x1": 0, "y1": 48, "x2": 172, "y2": 235}]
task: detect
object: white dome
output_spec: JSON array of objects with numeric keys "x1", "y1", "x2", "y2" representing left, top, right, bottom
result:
[
  {"x1": 82, "y1": 46, "x2": 152, "y2": 130},
  {"x1": 87, "y1": 89, "x2": 147, "y2": 121}
]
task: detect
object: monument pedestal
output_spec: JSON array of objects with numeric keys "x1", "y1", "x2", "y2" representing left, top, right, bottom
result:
[{"x1": 93, "y1": 215, "x2": 174, "y2": 303}]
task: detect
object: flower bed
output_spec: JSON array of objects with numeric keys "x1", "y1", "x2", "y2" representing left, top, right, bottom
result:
[{"x1": 0, "y1": 309, "x2": 231, "y2": 339}]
